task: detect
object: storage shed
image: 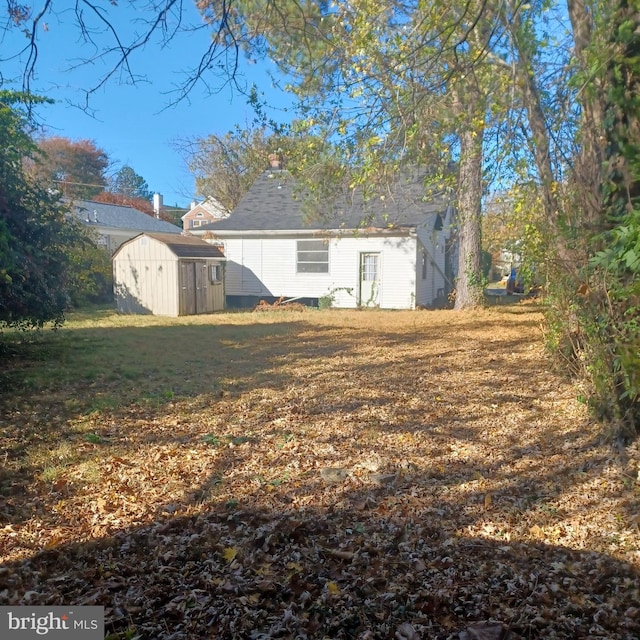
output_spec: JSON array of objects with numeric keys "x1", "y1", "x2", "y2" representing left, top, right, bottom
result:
[{"x1": 112, "y1": 233, "x2": 225, "y2": 316}]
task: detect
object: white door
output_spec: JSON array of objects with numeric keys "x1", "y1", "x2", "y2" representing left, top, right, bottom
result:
[{"x1": 358, "y1": 252, "x2": 380, "y2": 307}]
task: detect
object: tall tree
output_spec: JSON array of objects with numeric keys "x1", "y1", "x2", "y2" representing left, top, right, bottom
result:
[
  {"x1": 109, "y1": 165, "x2": 153, "y2": 201},
  {"x1": 194, "y1": 0, "x2": 506, "y2": 308},
  {"x1": 28, "y1": 136, "x2": 109, "y2": 199},
  {"x1": 181, "y1": 123, "x2": 329, "y2": 211},
  {"x1": 566, "y1": 0, "x2": 640, "y2": 433},
  {"x1": 488, "y1": 0, "x2": 639, "y2": 433},
  {"x1": 0, "y1": 93, "x2": 79, "y2": 327},
  {"x1": 182, "y1": 126, "x2": 273, "y2": 212}
]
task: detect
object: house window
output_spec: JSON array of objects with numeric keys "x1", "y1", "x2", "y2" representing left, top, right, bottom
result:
[
  {"x1": 421, "y1": 251, "x2": 428, "y2": 280},
  {"x1": 297, "y1": 239, "x2": 329, "y2": 273},
  {"x1": 210, "y1": 264, "x2": 222, "y2": 282},
  {"x1": 362, "y1": 254, "x2": 378, "y2": 281},
  {"x1": 96, "y1": 234, "x2": 109, "y2": 249}
]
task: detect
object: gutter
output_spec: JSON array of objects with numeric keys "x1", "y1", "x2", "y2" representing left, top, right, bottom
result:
[{"x1": 193, "y1": 227, "x2": 416, "y2": 239}]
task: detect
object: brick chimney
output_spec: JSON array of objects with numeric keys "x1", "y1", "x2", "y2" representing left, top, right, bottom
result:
[{"x1": 268, "y1": 153, "x2": 281, "y2": 170}]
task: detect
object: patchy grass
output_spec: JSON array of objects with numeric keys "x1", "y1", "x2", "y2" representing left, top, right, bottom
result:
[{"x1": 1, "y1": 304, "x2": 639, "y2": 639}]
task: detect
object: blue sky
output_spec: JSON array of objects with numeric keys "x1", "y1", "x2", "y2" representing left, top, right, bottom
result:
[{"x1": 2, "y1": 3, "x2": 294, "y2": 207}]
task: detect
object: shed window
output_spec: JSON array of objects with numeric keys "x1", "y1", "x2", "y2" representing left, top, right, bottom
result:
[
  {"x1": 421, "y1": 251, "x2": 428, "y2": 280},
  {"x1": 210, "y1": 264, "x2": 222, "y2": 282},
  {"x1": 297, "y1": 240, "x2": 328, "y2": 273}
]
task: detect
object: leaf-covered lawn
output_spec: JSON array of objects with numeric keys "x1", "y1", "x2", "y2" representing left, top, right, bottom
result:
[{"x1": 1, "y1": 305, "x2": 639, "y2": 639}]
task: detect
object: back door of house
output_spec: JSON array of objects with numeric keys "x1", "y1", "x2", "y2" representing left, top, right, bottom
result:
[
  {"x1": 358, "y1": 252, "x2": 381, "y2": 307},
  {"x1": 180, "y1": 261, "x2": 207, "y2": 314}
]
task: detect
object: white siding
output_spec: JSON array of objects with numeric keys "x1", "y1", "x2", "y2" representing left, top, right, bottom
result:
[
  {"x1": 219, "y1": 234, "x2": 418, "y2": 309},
  {"x1": 415, "y1": 226, "x2": 448, "y2": 307}
]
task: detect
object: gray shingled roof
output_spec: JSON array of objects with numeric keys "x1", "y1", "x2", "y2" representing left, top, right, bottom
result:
[
  {"x1": 197, "y1": 170, "x2": 448, "y2": 232},
  {"x1": 144, "y1": 233, "x2": 225, "y2": 258},
  {"x1": 72, "y1": 200, "x2": 182, "y2": 234}
]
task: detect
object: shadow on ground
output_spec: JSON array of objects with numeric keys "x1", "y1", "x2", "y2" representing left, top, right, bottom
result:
[{"x1": 1, "y1": 496, "x2": 638, "y2": 639}]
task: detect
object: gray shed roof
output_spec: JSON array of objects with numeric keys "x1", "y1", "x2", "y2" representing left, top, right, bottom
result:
[
  {"x1": 143, "y1": 233, "x2": 225, "y2": 258},
  {"x1": 197, "y1": 170, "x2": 449, "y2": 233},
  {"x1": 72, "y1": 200, "x2": 182, "y2": 234}
]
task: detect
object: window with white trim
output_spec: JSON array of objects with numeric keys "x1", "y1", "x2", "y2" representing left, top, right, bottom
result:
[
  {"x1": 297, "y1": 239, "x2": 329, "y2": 273},
  {"x1": 210, "y1": 264, "x2": 222, "y2": 282},
  {"x1": 361, "y1": 254, "x2": 378, "y2": 281}
]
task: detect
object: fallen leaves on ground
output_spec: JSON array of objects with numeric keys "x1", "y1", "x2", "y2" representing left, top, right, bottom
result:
[{"x1": 0, "y1": 305, "x2": 639, "y2": 639}]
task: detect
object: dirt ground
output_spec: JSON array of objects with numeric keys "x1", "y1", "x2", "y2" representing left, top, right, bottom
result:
[{"x1": 1, "y1": 304, "x2": 639, "y2": 639}]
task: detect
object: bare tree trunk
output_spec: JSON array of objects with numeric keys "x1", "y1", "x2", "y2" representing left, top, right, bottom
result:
[
  {"x1": 454, "y1": 123, "x2": 485, "y2": 310},
  {"x1": 505, "y1": 0, "x2": 594, "y2": 272},
  {"x1": 566, "y1": 0, "x2": 606, "y2": 227},
  {"x1": 509, "y1": 10, "x2": 560, "y2": 228}
]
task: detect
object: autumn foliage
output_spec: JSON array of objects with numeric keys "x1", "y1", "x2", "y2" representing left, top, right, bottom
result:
[
  {"x1": 93, "y1": 191, "x2": 155, "y2": 216},
  {"x1": 30, "y1": 136, "x2": 109, "y2": 199},
  {"x1": 1, "y1": 307, "x2": 638, "y2": 638}
]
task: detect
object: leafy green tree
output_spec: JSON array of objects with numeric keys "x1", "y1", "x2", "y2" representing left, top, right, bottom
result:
[
  {"x1": 65, "y1": 225, "x2": 114, "y2": 307},
  {"x1": 565, "y1": 0, "x2": 640, "y2": 435},
  {"x1": 109, "y1": 165, "x2": 152, "y2": 201},
  {"x1": 195, "y1": 0, "x2": 508, "y2": 308},
  {"x1": 0, "y1": 92, "x2": 78, "y2": 328},
  {"x1": 491, "y1": 0, "x2": 639, "y2": 435}
]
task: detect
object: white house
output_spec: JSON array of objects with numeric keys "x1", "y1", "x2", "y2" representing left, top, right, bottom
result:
[
  {"x1": 189, "y1": 168, "x2": 456, "y2": 309},
  {"x1": 71, "y1": 199, "x2": 182, "y2": 253}
]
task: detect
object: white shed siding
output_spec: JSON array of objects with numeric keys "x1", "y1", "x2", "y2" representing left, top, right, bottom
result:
[
  {"x1": 218, "y1": 234, "x2": 418, "y2": 309},
  {"x1": 114, "y1": 236, "x2": 180, "y2": 316}
]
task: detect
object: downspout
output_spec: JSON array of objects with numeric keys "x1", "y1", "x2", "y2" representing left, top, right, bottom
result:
[{"x1": 420, "y1": 241, "x2": 454, "y2": 289}]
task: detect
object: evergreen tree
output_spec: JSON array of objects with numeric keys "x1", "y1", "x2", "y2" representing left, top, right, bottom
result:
[{"x1": 109, "y1": 165, "x2": 153, "y2": 201}]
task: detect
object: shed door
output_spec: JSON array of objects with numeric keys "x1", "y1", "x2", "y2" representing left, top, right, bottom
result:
[
  {"x1": 358, "y1": 252, "x2": 380, "y2": 307},
  {"x1": 180, "y1": 261, "x2": 207, "y2": 315}
]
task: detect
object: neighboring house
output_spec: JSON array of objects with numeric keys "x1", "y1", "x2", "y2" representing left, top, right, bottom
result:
[
  {"x1": 181, "y1": 197, "x2": 228, "y2": 232},
  {"x1": 72, "y1": 199, "x2": 182, "y2": 253},
  {"x1": 189, "y1": 168, "x2": 456, "y2": 309},
  {"x1": 112, "y1": 233, "x2": 225, "y2": 316}
]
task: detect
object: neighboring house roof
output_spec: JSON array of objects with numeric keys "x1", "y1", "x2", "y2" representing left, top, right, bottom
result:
[
  {"x1": 196, "y1": 169, "x2": 450, "y2": 233},
  {"x1": 142, "y1": 233, "x2": 225, "y2": 259},
  {"x1": 71, "y1": 200, "x2": 182, "y2": 234}
]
